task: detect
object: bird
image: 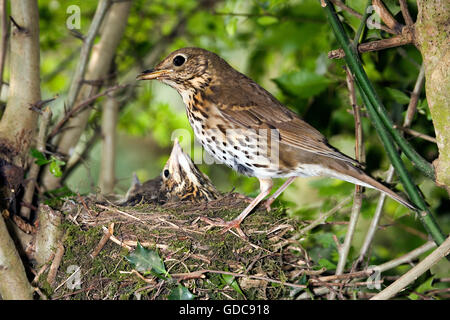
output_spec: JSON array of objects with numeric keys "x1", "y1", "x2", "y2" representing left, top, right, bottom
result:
[
  {"x1": 137, "y1": 47, "x2": 415, "y2": 238},
  {"x1": 120, "y1": 138, "x2": 219, "y2": 205}
]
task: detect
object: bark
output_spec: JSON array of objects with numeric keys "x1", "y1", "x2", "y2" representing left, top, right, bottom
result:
[
  {"x1": 42, "y1": 1, "x2": 131, "y2": 190},
  {"x1": 99, "y1": 92, "x2": 119, "y2": 194},
  {"x1": 415, "y1": 0, "x2": 450, "y2": 190},
  {"x1": 0, "y1": 0, "x2": 41, "y2": 209},
  {"x1": 33, "y1": 204, "x2": 63, "y2": 266},
  {"x1": 0, "y1": 215, "x2": 33, "y2": 299}
]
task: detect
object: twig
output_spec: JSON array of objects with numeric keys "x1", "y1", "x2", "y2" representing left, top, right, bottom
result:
[
  {"x1": 395, "y1": 127, "x2": 437, "y2": 144},
  {"x1": 404, "y1": 65, "x2": 425, "y2": 128},
  {"x1": 371, "y1": 236, "x2": 450, "y2": 300},
  {"x1": 370, "y1": 241, "x2": 436, "y2": 273},
  {"x1": 372, "y1": 0, "x2": 403, "y2": 34},
  {"x1": 96, "y1": 203, "x2": 143, "y2": 222},
  {"x1": 328, "y1": 35, "x2": 414, "y2": 59},
  {"x1": 398, "y1": 0, "x2": 414, "y2": 26},
  {"x1": 295, "y1": 196, "x2": 353, "y2": 236},
  {"x1": 355, "y1": 167, "x2": 395, "y2": 267},
  {"x1": 47, "y1": 242, "x2": 65, "y2": 287},
  {"x1": 65, "y1": 0, "x2": 111, "y2": 113},
  {"x1": 90, "y1": 222, "x2": 114, "y2": 258},
  {"x1": 48, "y1": 84, "x2": 126, "y2": 139},
  {"x1": 20, "y1": 106, "x2": 52, "y2": 219},
  {"x1": 329, "y1": 69, "x2": 366, "y2": 299},
  {"x1": 329, "y1": 0, "x2": 394, "y2": 33}
]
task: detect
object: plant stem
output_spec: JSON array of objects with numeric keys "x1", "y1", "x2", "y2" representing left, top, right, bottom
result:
[{"x1": 322, "y1": 1, "x2": 446, "y2": 246}]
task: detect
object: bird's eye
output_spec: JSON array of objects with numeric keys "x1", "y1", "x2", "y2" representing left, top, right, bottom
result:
[
  {"x1": 163, "y1": 169, "x2": 170, "y2": 178},
  {"x1": 173, "y1": 55, "x2": 185, "y2": 67}
]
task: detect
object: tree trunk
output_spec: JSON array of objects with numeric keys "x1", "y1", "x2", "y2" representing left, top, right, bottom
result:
[
  {"x1": 0, "y1": 215, "x2": 33, "y2": 299},
  {"x1": 0, "y1": 0, "x2": 41, "y2": 210},
  {"x1": 42, "y1": 1, "x2": 131, "y2": 190},
  {"x1": 415, "y1": 0, "x2": 450, "y2": 190}
]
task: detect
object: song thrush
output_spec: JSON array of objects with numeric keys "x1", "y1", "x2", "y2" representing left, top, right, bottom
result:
[{"x1": 137, "y1": 47, "x2": 414, "y2": 238}]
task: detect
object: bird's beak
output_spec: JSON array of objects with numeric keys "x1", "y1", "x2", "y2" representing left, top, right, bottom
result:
[{"x1": 136, "y1": 68, "x2": 172, "y2": 80}]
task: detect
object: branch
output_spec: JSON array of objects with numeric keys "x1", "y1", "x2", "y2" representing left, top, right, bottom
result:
[
  {"x1": 371, "y1": 236, "x2": 450, "y2": 300},
  {"x1": 398, "y1": 0, "x2": 414, "y2": 26},
  {"x1": 0, "y1": 214, "x2": 33, "y2": 299},
  {"x1": 328, "y1": 34, "x2": 414, "y2": 59},
  {"x1": 48, "y1": 84, "x2": 126, "y2": 140},
  {"x1": 65, "y1": 0, "x2": 111, "y2": 112},
  {"x1": 371, "y1": 241, "x2": 436, "y2": 273},
  {"x1": 329, "y1": 0, "x2": 395, "y2": 34},
  {"x1": 372, "y1": 0, "x2": 403, "y2": 34}
]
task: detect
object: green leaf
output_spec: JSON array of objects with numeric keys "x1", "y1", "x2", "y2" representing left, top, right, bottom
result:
[
  {"x1": 318, "y1": 258, "x2": 336, "y2": 270},
  {"x1": 30, "y1": 148, "x2": 50, "y2": 165},
  {"x1": 49, "y1": 157, "x2": 65, "y2": 177},
  {"x1": 257, "y1": 16, "x2": 278, "y2": 26},
  {"x1": 225, "y1": 17, "x2": 238, "y2": 36},
  {"x1": 221, "y1": 274, "x2": 246, "y2": 298},
  {"x1": 125, "y1": 242, "x2": 167, "y2": 276},
  {"x1": 408, "y1": 277, "x2": 435, "y2": 300},
  {"x1": 385, "y1": 87, "x2": 410, "y2": 105},
  {"x1": 273, "y1": 70, "x2": 332, "y2": 99},
  {"x1": 168, "y1": 284, "x2": 195, "y2": 300}
]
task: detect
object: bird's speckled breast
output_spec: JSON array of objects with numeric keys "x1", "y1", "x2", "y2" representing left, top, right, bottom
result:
[{"x1": 182, "y1": 90, "x2": 289, "y2": 179}]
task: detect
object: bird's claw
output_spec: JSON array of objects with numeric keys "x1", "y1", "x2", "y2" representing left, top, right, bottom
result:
[{"x1": 200, "y1": 216, "x2": 248, "y2": 240}]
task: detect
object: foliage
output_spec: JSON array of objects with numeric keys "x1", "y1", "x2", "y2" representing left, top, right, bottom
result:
[{"x1": 11, "y1": 0, "x2": 448, "y2": 299}]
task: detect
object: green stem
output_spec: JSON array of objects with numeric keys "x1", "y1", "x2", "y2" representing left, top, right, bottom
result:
[
  {"x1": 353, "y1": 0, "x2": 371, "y2": 44},
  {"x1": 323, "y1": 0, "x2": 446, "y2": 246},
  {"x1": 327, "y1": 2, "x2": 435, "y2": 181}
]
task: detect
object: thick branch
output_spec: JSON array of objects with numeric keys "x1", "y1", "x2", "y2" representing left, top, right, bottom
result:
[{"x1": 0, "y1": 215, "x2": 33, "y2": 299}]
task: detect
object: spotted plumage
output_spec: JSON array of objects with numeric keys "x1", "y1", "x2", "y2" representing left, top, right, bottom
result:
[{"x1": 137, "y1": 47, "x2": 415, "y2": 238}]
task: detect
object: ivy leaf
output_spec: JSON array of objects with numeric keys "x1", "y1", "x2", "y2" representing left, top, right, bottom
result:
[
  {"x1": 273, "y1": 70, "x2": 332, "y2": 99},
  {"x1": 125, "y1": 242, "x2": 167, "y2": 277},
  {"x1": 168, "y1": 284, "x2": 195, "y2": 300}
]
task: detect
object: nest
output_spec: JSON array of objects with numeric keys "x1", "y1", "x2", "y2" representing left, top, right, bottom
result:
[{"x1": 48, "y1": 192, "x2": 328, "y2": 300}]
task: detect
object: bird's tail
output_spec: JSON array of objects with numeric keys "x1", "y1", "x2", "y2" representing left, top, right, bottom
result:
[{"x1": 331, "y1": 166, "x2": 417, "y2": 211}]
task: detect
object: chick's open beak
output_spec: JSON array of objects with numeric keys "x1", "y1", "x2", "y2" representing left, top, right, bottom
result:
[{"x1": 136, "y1": 68, "x2": 172, "y2": 80}]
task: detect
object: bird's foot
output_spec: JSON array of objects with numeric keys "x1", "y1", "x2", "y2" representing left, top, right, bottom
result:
[
  {"x1": 264, "y1": 198, "x2": 275, "y2": 212},
  {"x1": 200, "y1": 216, "x2": 248, "y2": 240}
]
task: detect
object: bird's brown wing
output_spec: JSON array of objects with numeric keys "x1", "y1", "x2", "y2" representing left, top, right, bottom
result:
[{"x1": 209, "y1": 73, "x2": 360, "y2": 166}]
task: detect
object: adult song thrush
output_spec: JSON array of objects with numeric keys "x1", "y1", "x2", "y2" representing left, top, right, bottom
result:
[{"x1": 137, "y1": 47, "x2": 414, "y2": 238}]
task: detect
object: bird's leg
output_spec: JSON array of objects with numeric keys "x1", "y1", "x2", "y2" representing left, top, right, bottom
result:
[
  {"x1": 264, "y1": 176, "x2": 297, "y2": 212},
  {"x1": 201, "y1": 178, "x2": 273, "y2": 239}
]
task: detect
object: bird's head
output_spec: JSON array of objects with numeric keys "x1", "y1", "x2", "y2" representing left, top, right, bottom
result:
[{"x1": 137, "y1": 47, "x2": 228, "y2": 91}]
